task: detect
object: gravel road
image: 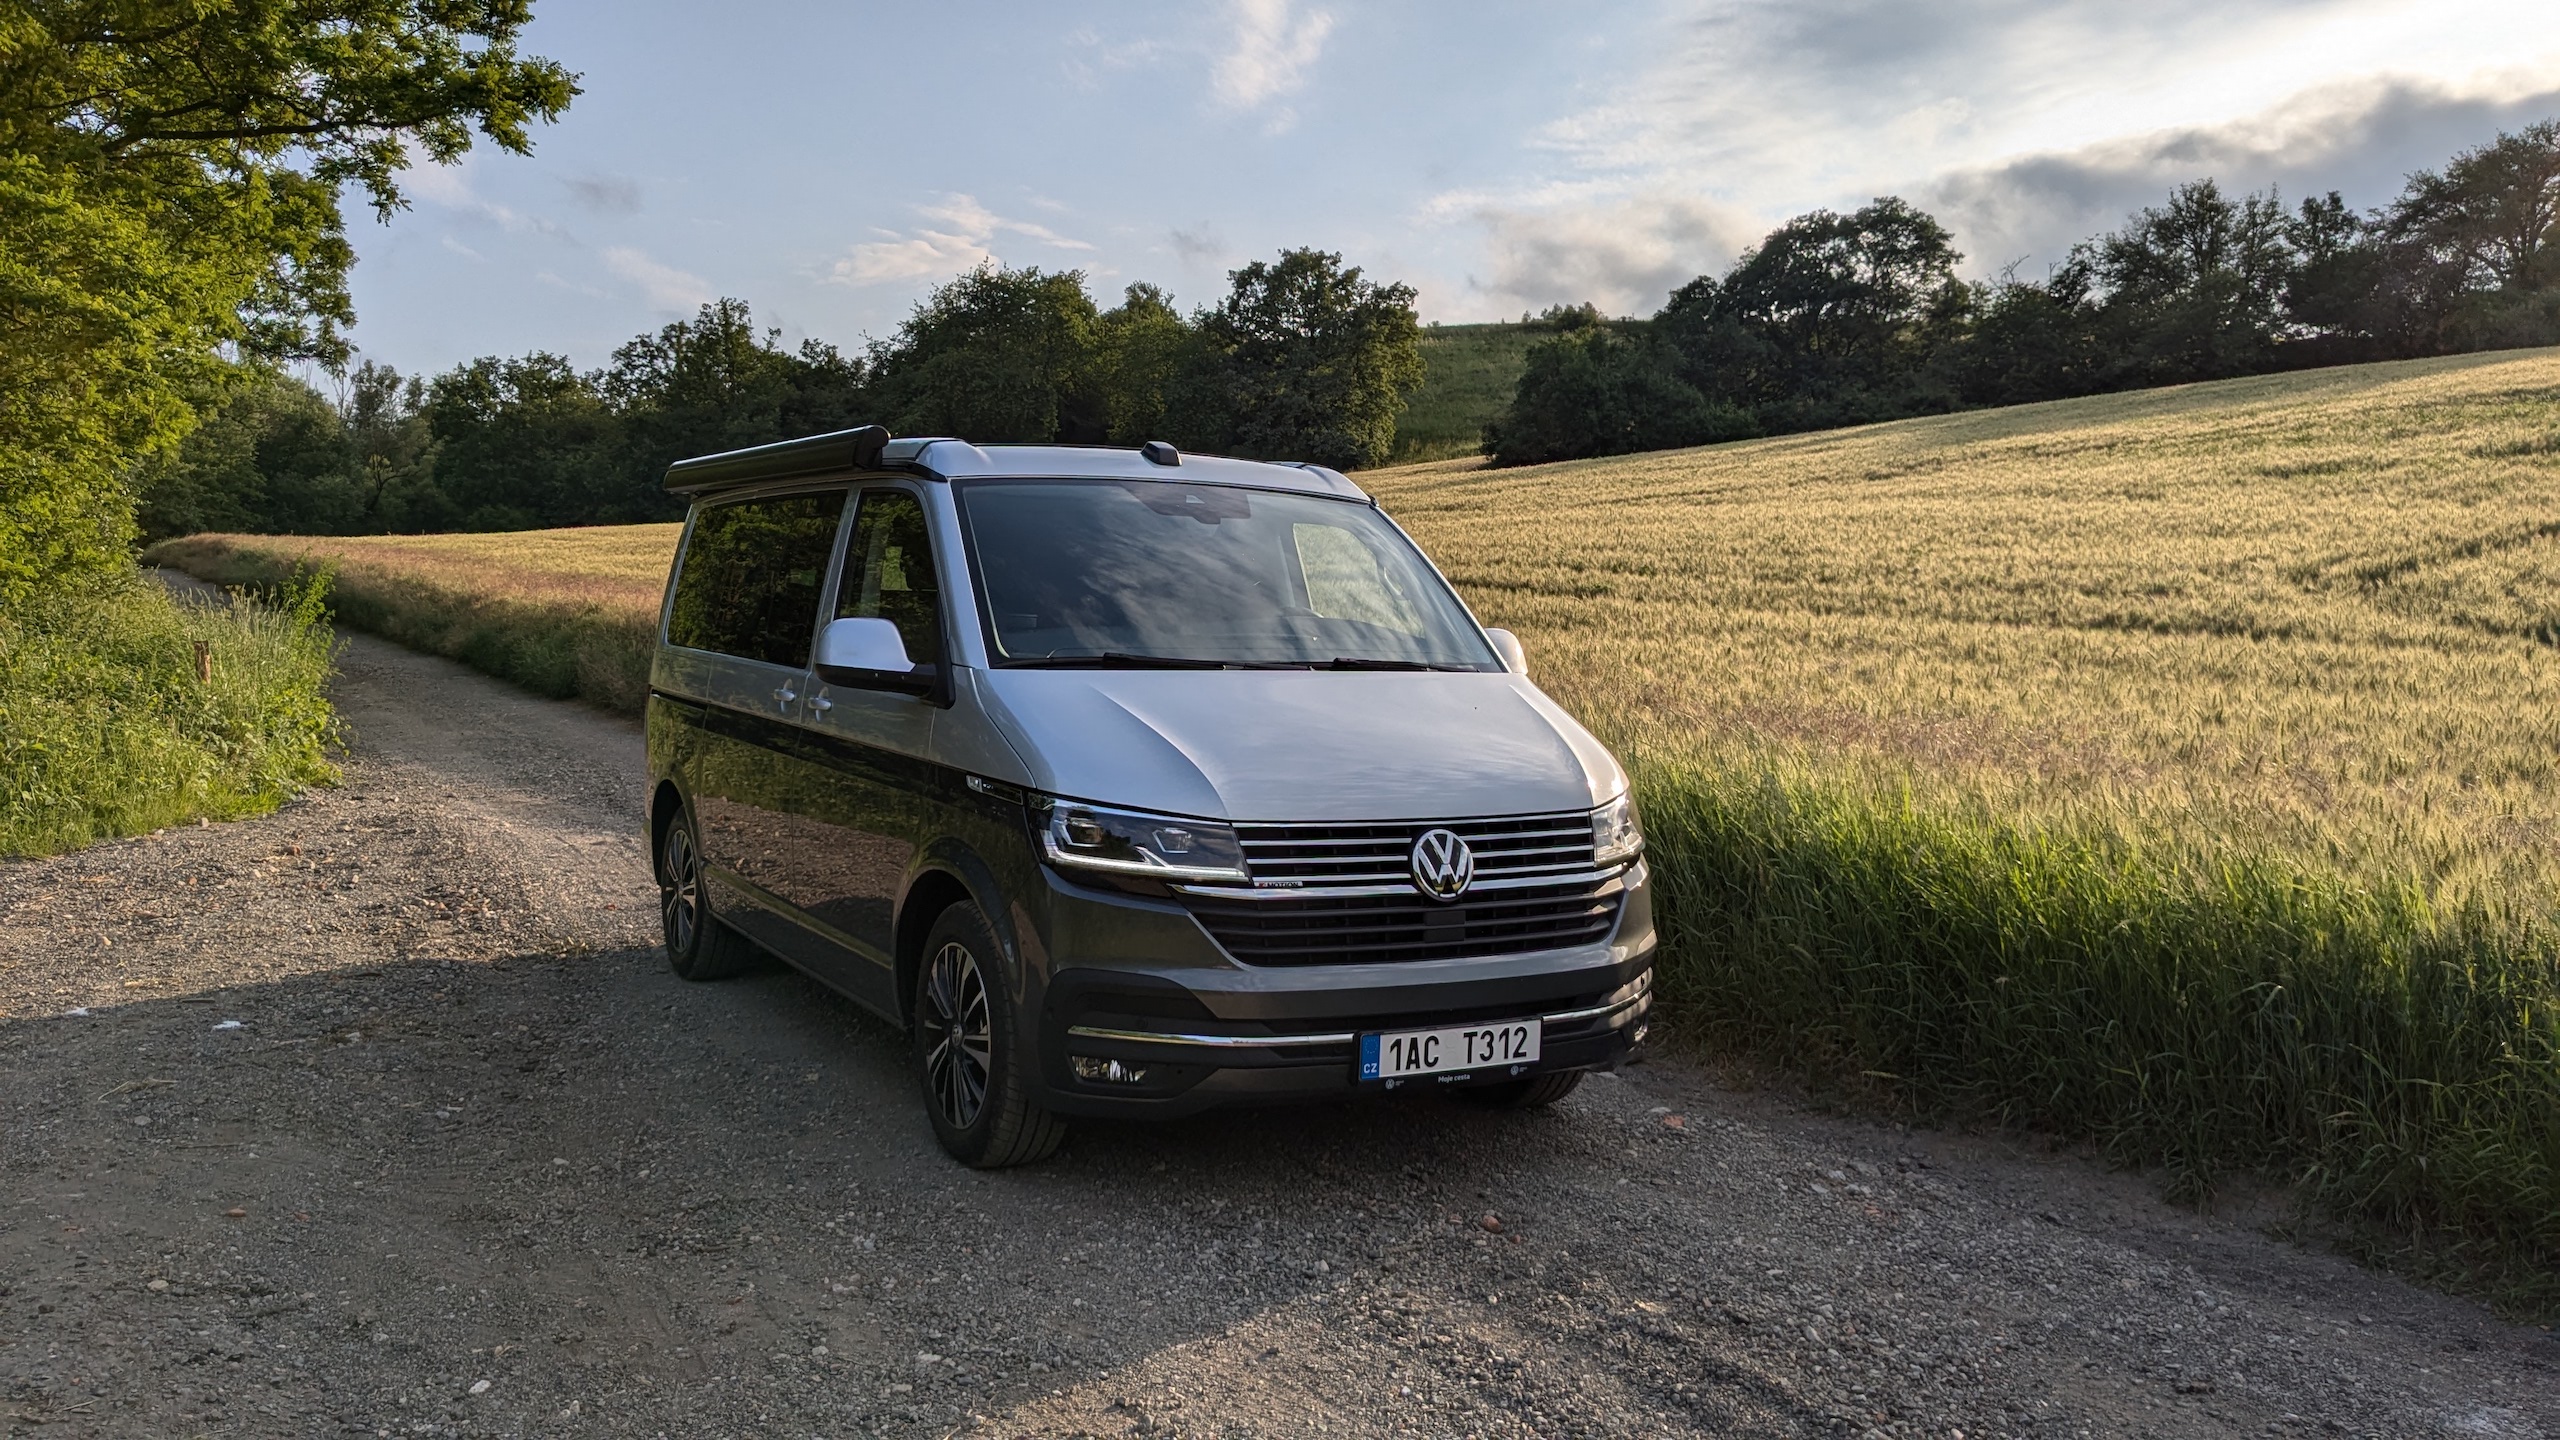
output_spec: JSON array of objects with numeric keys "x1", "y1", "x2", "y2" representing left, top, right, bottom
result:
[{"x1": 4, "y1": 629, "x2": 2555, "y2": 1440}]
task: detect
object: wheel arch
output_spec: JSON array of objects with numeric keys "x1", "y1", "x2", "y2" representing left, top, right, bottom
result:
[
  {"x1": 647, "y1": 780, "x2": 686, "y2": 877},
  {"x1": 894, "y1": 842, "x2": 1025, "y2": 1027}
]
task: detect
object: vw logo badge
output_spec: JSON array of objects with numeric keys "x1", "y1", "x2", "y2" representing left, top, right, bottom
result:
[{"x1": 1409, "y1": 828, "x2": 1475, "y2": 901}]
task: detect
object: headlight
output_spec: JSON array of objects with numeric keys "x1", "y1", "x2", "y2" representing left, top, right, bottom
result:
[
  {"x1": 1591, "y1": 793, "x2": 1643, "y2": 866},
  {"x1": 1036, "y1": 797, "x2": 1249, "y2": 882}
]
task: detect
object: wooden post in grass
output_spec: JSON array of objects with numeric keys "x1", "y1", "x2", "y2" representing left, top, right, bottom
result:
[{"x1": 193, "y1": 640, "x2": 210, "y2": 683}]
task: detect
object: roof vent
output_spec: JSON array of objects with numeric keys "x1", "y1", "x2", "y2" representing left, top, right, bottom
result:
[{"x1": 1139, "y1": 440, "x2": 1182, "y2": 467}]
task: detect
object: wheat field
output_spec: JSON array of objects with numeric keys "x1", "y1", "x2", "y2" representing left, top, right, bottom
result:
[
  {"x1": 150, "y1": 349, "x2": 2560, "y2": 1301},
  {"x1": 1371, "y1": 349, "x2": 2560, "y2": 909}
]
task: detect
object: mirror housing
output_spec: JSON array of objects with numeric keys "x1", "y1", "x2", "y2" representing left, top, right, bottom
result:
[
  {"x1": 813, "y1": 616, "x2": 934, "y2": 696},
  {"x1": 1484, "y1": 627, "x2": 1528, "y2": 677}
]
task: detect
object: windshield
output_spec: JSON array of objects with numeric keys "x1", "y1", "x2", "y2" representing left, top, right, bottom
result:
[{"x1": 956, "y1": 479, "x2": 1501, "y2": 670}]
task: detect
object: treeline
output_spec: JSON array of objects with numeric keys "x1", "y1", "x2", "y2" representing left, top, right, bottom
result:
[
  {"x1": 1490, "y1": 120, "x2": 2560, "y2": 464},
  {"x1": 146, "y1": 250, "x2": 1423, "y2": 537}
]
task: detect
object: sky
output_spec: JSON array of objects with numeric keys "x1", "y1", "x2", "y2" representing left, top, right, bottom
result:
[{"x1": 345, "y1": 0, "x2": 2560, "y2": 378}]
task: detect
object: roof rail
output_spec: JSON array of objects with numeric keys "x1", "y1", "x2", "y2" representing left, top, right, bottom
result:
[{"x1": 662, "y1": 425, "x2": 890, "y2": 494}]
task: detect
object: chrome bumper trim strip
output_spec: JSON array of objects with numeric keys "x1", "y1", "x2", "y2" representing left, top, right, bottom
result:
[
  {"x1": 1538, "y1": 974, "x2": 1653, "y2": 1025},
  {"x1": 1063, "y1": 1025, "x2": 1358, "y2": 1050},
  {"x1": 1063, "y1": 970, "x2": 1654, "y2": 1053}
]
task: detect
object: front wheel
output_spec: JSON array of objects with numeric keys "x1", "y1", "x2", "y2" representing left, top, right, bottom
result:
[{"x1": 913, "y1": 903, "x2": 1065, "y2": 1168}]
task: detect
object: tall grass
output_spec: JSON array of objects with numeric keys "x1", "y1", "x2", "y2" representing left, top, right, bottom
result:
[
  {"x1": 146, "y1": 527, "x2": 672, "y2": 713},
  {"x1": 1634, "y1": 753, "x2": 2560, "y2": 1303},
  {"x1": 0, "y1": 570, "x2": 340, "y2": 856}
]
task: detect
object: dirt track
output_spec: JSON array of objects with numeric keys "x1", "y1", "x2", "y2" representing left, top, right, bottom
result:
[{"x1": 2, "y1": 629, "x2": 2555, "y2": 1439}]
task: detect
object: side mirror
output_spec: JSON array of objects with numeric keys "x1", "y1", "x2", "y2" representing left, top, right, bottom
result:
[
  {"x1": 814, "y1": 616, "x2": 934, "y2": 696},
  {"x1": 1484, "y1": 627, "x2": 1528, "y2": 677}
]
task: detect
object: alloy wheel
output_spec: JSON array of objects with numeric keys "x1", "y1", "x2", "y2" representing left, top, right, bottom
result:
[
  {"x1": 660, "y1": 822, "x2": 700, "y2": 955},
  {"x1": 921, "y1": 941, "x2": 993, "y2": 1129}
]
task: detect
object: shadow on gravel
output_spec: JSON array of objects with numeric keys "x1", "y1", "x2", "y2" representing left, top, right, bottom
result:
[{"x1": 5, "y1": 940, "x2": 1736, "y2": 1436}]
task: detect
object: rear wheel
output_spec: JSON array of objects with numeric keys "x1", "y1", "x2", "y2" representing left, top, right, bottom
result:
[
  {"x1": 658, "y1": 804, "x2": 758, "y2": 981},
  {"x1": 913, "y1": 902, "x2": 1065, "y2": 1168},
  {"x1": 1461, "y1": 1070, "x2": 1586, "y2": 1110}
]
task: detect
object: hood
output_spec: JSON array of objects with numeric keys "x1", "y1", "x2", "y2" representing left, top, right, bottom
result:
[{"x1": 964, "y1": 668, "x2": 1624, "y2": 822}]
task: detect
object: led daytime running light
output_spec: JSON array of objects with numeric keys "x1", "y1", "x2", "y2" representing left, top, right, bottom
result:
[{"x1": 1037, "y1": 797, "x2": 1250, "y2": 882}]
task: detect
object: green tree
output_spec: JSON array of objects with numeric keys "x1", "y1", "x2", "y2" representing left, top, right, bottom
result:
[
  {"x1": 2384, "y1": 120, "x2": 2560, "y2": 293},
  {"x1": 1485, "y1": 325, "x2": 1748, "y2": 466},
  {"x1": 1936, "y1": 266, "x2": 2105, "y2": 406},
  {"x1": 135, "y1": 367, "x2": 346, "y2": 537},
  {"x1": 1091, "y1": 282, "x2": 1196, "y2": 444},
  {"x1": 1192, "y1": 248, "x2": 1423, "y2": 470},
  {"x1": 598, "y1": 297, "x2": 867, "y2": 517},
  {"x1": 1655, "y1": 197, "x2": 1970, "y2": 431},
  {"x1": 2380, "y1": 121, "x2": 2560, "y2": 350},
  {"x1": 869, "y1": 265, "x2": 1100, "y2": 443},
  {"x1": 137, "y1": 359, "x2": 438, "y2": 537},
  {"x1": 426, "y1": 353, "x2": 613, "y2": 529},
  {"x1": 2079, "y1": 180, "x2": 2295, "y2": 384},
  {"x1": 0, "y1": 0, "x2": 574, "y2": 605}
]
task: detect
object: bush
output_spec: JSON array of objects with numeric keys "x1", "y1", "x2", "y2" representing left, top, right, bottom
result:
[
  {"x1": 0, "y1": 570, "x2": 341, "y2": 856},
  {"x1": 1485, "y1": 327, "x2": 1752, "y2": 465}
]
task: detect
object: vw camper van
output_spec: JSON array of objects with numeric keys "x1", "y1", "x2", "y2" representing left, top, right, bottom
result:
[{"x1": 646, "y1": 428, "x2": 1654, "y2": 1166}]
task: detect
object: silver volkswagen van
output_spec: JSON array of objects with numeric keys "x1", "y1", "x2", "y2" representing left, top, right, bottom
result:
[{"x1": 646, "y1": 428, "x2": 1655, "y2": 1166}]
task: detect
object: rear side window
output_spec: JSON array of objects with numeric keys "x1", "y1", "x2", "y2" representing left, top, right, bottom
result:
[
  {"x1": 835, "y1": 489, "x2": 943, "y2": 666},
  {"x1": 667, "y1": 490, "x2": 847, "y2": 667}
]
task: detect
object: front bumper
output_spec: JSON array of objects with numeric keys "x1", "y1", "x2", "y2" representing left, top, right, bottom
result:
[{"x1": 1027, "y1": 860, "x2": 1657, "y2": 1119}]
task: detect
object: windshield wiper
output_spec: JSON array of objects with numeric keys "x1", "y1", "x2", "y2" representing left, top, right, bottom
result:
[
  {"x1": 1013, "y1": 652, "x2": 1309, "y2": 670},
  {"x1": 1320, "y1": 657, "x2": 1477, "y2": 672}
]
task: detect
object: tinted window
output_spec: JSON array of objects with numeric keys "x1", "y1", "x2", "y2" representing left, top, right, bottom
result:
[
  {"x1": 956, "y1": 480, "x2": 1498, "y2": 670},
  {"x1": 834, "y1": 489, "x2": 942, "y2": 667},
  {"x1": 667, "y1": 491, "x2": 846, "y2": 667}
]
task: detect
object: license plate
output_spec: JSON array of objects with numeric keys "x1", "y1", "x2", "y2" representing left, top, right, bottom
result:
[{"x1": 1359, "y1": 1019, "x2": 1540, "y2": 1081}]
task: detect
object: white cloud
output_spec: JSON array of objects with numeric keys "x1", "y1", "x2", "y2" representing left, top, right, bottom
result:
[
  {"x1": 827, "y1": 193, "x2": 1093, "y2": 287},
  {"x1": 604, "y1": 247, "x2": 714, "y2": 312},
  {"x1": 1926, "y1": 72, "x2": 2560, "y2": 274},
  {"x1": 1417, "y1": 0, "x2": 2560, "y2": 315},
  {"x1": 1212, "y1": 0, "x2": 1334, "y2": 116},
  {"x1": 1462, "y1": 192, "x2": 1763, "y2": 317},
  {"x1": 402, "y1": 159, "x2": 561, "y2": 237}
]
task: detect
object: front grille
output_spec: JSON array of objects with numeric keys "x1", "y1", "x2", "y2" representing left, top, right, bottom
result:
[
  {"x1": 1183, "y1": 879, "x2": 1622, "y2": 966},
  {"x1": 1180, "y1": 812, "x2": 1619, "y2": 967},
  {"x1": 1235, "y1": 813, "x2": 1596, "y2": 886}
]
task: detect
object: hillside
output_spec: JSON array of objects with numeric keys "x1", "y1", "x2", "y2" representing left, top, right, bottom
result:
[{"x1": 1393, "y1": 320, "x2": 1644, "y2": 462}]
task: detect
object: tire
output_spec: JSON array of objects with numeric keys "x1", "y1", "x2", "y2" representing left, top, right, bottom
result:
[
  {"x1": 657, "y1": 803, "x2": 759, "y2": 982},
  {"x1": 1460, "y1": 1069, "x2": 1586, "y2": 1110},
  {"x1": 912, "y1": 902, "x2": 1065, "y2": 1168}
]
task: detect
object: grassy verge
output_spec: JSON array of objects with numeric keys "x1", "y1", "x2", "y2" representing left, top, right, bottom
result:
[
  {"x1": 1633, "y1": 753, "x2": 2559, "y2": 1309},
  {"x1": 0, "y1": 569, "x2": 340, "y2": 857},
  {"x1": 146, "y1": 527, "x2": 673, "y2": 714}
]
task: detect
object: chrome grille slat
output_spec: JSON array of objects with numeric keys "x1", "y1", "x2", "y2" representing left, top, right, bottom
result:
[{"x1": 1183, "y1": 810, "x2": 1618, "y2": 966}]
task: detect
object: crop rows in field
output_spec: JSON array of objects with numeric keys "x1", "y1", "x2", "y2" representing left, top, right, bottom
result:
[{"x1": 1372, "y1": 348, "x2": 2560, "y2": 911}]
